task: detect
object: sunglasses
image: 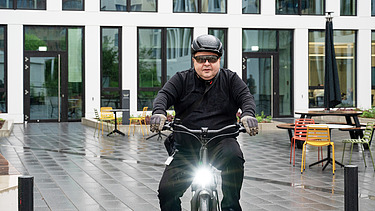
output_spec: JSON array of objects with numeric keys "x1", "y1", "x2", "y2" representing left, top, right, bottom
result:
[{"x1": 193, "y1": 55, "x2": 219, "y2": 64}]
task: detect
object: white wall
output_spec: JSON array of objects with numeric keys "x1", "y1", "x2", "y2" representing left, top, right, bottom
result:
[{"x1": 1, "y1": 0, "x2": 374, "y2": 122}]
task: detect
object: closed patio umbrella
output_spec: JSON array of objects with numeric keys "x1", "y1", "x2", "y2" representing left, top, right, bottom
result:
[{"x1": 324, "y1": 12, "x2": 341, "y2": 110}]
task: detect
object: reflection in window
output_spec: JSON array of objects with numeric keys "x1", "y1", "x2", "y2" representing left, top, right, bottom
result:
[
  {"x1": 101, "y1": 0, "x2": 156, "y2": 12},
  {"x1": 0, "y1": 26, "x2": 6, "y2": 113},
  {"x1": 24, "y1": 26, "x2": 66, "y2": 51},
  {"x1": 276, "y1": 0, "x2": 324, "y2": 15},
  {"x1": 138, "y1": 27, "x2": 192, "y2": 110},
  {"x1": 68, "y1": 28, "x2": 84, "y2": 119},
  {"x1": 308, "y1": 30, "x2": 356, "y2": 108},
  {"x1": 101, "y1": 27, "x2": 121, "y2": 108},
  {"x1": 242, "y1": 0, "x2": 259, "y2": 14},
  {"x1": 63, "y1": 0, "x2": 83, "y2": 11},
  {"x1": 0, "y1": 0, "x2": 46, "y2": 9},
  {"x1": 340, "y1": 0, "x2": 356, "y2": 16},
  {"x1": 243, "y1": 29, "x2": 293, "y2": 116},
  {"x1": 243, "y1": 30, "x2": 277, "y2": 52},
  {"x1": 208, "y1": 28, "x2": 227, "y2": 68},
  {"x1": 173, "y1": 0, "x2": 226, "y2": 13}
]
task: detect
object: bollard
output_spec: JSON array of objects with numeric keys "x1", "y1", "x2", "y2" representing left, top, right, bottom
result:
[
  {"x1": 18, "y1": 175, "x2": 34, "y2": 211},
  {"x1": 344, "y1": 165, "x2": 358, "y2": 211}
]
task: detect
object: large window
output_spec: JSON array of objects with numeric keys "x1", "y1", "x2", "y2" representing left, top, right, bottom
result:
[
  {"x1": 243, "y1": 0, "x2": 260, "y2": 14},
  {"x1": 138, "y1": 27, "x2": 192, "y2": 110},
  {"x1": 63, "y1": 0, "x2": 84, "y2": 11},
  {"x1": 308, "y1": 30, "x2": 356, "y2": 108},
  {"x1": 101, "y1": 0, "x2": 157, "y2": 12},
  {"x1": 276, "y1": 0, "x2": 324, "y2": 15},
  {"x1": 372, "y1": 0, "x2": 375, "y2": 16},
  {"x1": 101, "y1": 27, "x2": 122, "y2": 108},
  {"x1": 340, "y1": 0, "x2": 356, "y2": 16},
  {"x1": 173, "y1": 0, "x2": 226, "y2": 13},
  {"x1": 208, "y1": 28, "x2": 227, "y2": 68},
  {"x1": 0, "y1": 26, "x2": 6, "y2": 113},
  {"x1": 0, "y1": 0, "x2": 46, "y2": 9},
  {"x1": 242, "y1": 29, "x2": 293, "y2": 116}
]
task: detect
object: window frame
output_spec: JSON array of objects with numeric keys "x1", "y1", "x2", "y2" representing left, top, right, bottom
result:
[
  {"x1": 308, "y1": 29, "x2": 357, "y2": 108},
  {"x1": 208, "y1": 28, "x2": 228, "y2": 68},
  {"x1": 62, "y1": 0, "x2": 84, "y2": 11},
  {"x1": 137, "y1": 27, "x2": 193, "y2": 111},
  {"x1": 242, "y1": 0, "x2": 260, "y2": 14},
  {"x1": 173, "y1": 0, "x2": 227, "y2": 14},
  {"x1": 340, "y1": 0, "x2": 357, "y2": 16},
  {"x1": 100, "y1": 0, "x2": 158, "y2": 12},
  {"x1": 100, "y1": 26, "x2": 122, "y2": 109},
  {"x1": 0, "y1": 0, "x2": 46, "y2": 10},
  {"x1": 275, "y1": 0, "x2": 325, "y2": 16},
  {"x1": 0, "y1": 25, "x2": 7, "y2": 113}
]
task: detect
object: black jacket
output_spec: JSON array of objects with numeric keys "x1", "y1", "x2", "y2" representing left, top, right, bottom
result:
[{"x1": 152, "y1": 68, "x2": 256, "y2": 130}]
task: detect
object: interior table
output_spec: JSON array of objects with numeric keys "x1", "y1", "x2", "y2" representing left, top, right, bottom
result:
[
  {"x1": 307, "y1": 124, "x2": 354, "y2": 171},
  {"x1": 108, "y1": 109, "x2": 129, "y2": 136}
]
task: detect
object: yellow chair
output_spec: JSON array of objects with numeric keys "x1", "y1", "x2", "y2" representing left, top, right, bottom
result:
[
  {"x1": 128, "y1": 107, "x2": 148, "y2": 136},
  {"x1": 301, "y1": 125, "x2": 336, "y2": 175},
  {"x1": 100, "y1": 107, "x2": 115, "y2": 135}
]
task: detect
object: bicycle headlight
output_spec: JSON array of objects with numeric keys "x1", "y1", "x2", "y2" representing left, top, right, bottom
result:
[{"x1": 193, "y1": 167, "x2": 213, "y2": 188}]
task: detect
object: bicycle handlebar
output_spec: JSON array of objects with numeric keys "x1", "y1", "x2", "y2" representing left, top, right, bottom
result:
[{"x1": 162, "y1": 121, "x2": 246, "y2": 144}]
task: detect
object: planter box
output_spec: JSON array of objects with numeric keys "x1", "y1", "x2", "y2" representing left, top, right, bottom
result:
[{"x1": 0, "y1": 120, "x2": 13, "y2": 137}]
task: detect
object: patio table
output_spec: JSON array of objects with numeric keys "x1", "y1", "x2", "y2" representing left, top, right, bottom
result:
[
  {"x1": 107, "y1": 109, "x2": 129, "y2": 136},
  {"x1": 295, "y1": 110, "x2": 363, "y2": 139}
]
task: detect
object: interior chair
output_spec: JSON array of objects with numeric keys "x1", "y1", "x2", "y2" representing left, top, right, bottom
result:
[
  {"x1": 100, "y1": 107, "x2": 115, "y2": 135},
  {"x1": 93, "y1": 108, "x2": 101, "y2": 137},
  {"x1": 128, "y1": 107, "x2": 148, "y2": 136},
  {"x1": 341, "y1": 122, "x2": 375, "y2": 170},
  {"x1": 301, "y1": 125, "x2": 335, "y2": 175},
  {"x1": 290, "y1": 118, "x2": 315, "y2": 166}
]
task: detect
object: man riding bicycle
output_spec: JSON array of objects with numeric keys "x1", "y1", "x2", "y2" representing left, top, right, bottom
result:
[{"x1": 150, "y1": 34, "x2": 258, "y2": 211}]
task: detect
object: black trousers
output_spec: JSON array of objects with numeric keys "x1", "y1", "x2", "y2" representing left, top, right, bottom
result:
[{"x1": 158, "y1": 137, "x2": 245, "y2": 211}]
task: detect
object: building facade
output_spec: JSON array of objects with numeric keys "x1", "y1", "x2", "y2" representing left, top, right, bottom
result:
[{"x1": 0, "y1": 0, "x2": 374, "y2": 123}]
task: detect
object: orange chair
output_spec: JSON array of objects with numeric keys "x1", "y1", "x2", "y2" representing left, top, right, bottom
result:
[
  {"x1": 301, "y1": 125, "x2": 335, "y2": 175},
  {"x1": 290, "y1": 118, "x2": 315, "y2": 166},
  {"x1": 128, "y1": 107, "x2": 148, "y2": 136},
  {"x1": 100, "y1": 107, "x2": 115, "y2": 135}
]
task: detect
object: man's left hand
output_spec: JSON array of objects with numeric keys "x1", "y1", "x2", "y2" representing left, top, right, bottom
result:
[{"x1": 240, "y1": 116, "x2": 258, "y2": 136}]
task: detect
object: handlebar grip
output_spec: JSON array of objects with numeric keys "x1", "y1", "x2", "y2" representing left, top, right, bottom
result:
[{"x1": 239, "y1": 127, "x2": 246, "y2": 133}]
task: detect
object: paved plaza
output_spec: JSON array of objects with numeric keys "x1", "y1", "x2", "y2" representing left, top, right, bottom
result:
[{"x1": 1, "y1": 121, "x2": 375, "y2": 210}]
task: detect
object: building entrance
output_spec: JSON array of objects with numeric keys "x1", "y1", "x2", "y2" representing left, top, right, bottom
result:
[
  {"x1": 24, "y1": 52, "x2": 82, "y2": 122},
  {"x1": 243, "y1": 53, "x2": 283, "y2": 118}
]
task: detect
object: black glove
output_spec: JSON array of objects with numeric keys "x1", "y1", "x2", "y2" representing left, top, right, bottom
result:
[
  {"x1": 150, "y1": 114, "x2": 167, "y2": 132},
  {"x1": 240, "y1": 116, "x2": 259, "y2": 136}
]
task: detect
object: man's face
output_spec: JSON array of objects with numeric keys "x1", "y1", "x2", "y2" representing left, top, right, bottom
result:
[{"x1": 193, "y1": 52, "x2": 221, "y2": 81}]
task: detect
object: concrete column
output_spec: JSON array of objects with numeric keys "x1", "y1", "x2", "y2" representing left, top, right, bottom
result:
[
  {"x1": 85, "y1": 26, "x2": 101, "y2": 119},
  {"x1": 293, "y1": 28, "x2": 309, "y2": 114}
]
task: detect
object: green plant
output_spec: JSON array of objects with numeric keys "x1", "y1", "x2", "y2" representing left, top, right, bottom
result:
[
  {"x1": 360, "y1": 107, "x2": 375, "y2": 118},
  {"x1": 255, "y1": 111, "x2": 272, "y2": 123}
]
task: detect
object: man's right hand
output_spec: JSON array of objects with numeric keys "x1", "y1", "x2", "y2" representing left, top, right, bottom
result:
[{"x1": 150, "y1": 114, "x2": 167, "y2": 132}]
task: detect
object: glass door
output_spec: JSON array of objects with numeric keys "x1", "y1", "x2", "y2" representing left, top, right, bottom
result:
[
  {"x1": 243, "y1": 53, "x2": 280, "y2": 117},
  {"x1": 24, "y1": 52, "x2": 68, "y2": 122}
]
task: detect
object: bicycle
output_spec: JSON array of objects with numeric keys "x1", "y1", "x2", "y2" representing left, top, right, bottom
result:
[{"x1": 163, "y1": 120, "x2": 246, "y2": 211}]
